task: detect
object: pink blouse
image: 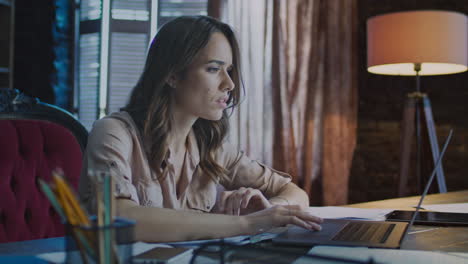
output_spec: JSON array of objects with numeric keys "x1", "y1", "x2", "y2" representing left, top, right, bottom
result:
[{"x1": 79, "y1": 112, "x2": 291, "y2": 213}]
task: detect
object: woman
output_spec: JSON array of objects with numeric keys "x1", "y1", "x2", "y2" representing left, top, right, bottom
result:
[{"x1": 79, "y1": 16, "x2": 322, "y2": 242}]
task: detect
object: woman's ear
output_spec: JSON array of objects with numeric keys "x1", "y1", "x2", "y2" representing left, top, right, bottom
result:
[{"x1": 167, "y1": 74, "x2": 178, "y2": 88}]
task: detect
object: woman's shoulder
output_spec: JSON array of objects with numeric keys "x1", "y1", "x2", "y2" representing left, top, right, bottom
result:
[
  {"x1": 89, "y1": 111, "x2": 138, "y2": 142},
  {"x1": 85, "y1": 112, "x2": 147, "y2": 165},
  {"x1": 92, "y1": 111, "x2": 135, "y2": 131}
]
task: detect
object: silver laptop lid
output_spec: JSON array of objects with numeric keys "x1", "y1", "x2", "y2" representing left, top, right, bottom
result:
[{"x1": 401, "y1": 129, "x2": 453, "y2": 241}]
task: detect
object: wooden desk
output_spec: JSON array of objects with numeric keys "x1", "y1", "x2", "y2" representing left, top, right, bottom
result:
[
  {"x1": 0, "y1": 191, "x2": 467, "y2": 260},
  {"x1": 228, "y1": 190, "x2": 468, "y2": 262},
  {"x1": 348, "y1": 190, "x2": 468, "y2": 210},
  {"x1": 347, "y1": 190, "x2": 468, "y2": 252}
]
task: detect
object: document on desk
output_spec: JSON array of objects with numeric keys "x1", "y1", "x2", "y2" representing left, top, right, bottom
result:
[
  {"x1": 423, "y1": 203, "x2": 468, "y2": 213},
  {"x1": 293, "y1": 246, "x2": 468, "y2": 264},
  {"x1": 166, "y1": 234, "x2": 251, "y2": 247},
  {"x1": 306, "y1": 206, "x2": 393, "y2": 220},
  {"x1": 37, "y1": 242, "x2": 171, "y2": 263},
  {"x1": 166, "y1": 229, "x2": 286, "y2": 247}
]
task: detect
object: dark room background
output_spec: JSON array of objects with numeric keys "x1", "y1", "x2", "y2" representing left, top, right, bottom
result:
[
  {"x1": 350, "y1": 0, "x2": 468, "y2": 203},
  {"x1": 4, "y1": 0, "x2": 468, "y2": 204}
]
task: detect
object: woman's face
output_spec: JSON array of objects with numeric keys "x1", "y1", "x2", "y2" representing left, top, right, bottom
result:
[{"x1": 172, "y1": 32, "x2": 235, "y2": 121}]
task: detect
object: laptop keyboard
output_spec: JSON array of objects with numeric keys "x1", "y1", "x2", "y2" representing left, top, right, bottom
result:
[{"x1": 332, "y1": 222, "x2": 396, "y2": 244}]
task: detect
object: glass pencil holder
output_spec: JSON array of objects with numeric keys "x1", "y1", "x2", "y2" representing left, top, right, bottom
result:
[{"x1": 65, "y1": 217, "x2": 135, "y2": 264}]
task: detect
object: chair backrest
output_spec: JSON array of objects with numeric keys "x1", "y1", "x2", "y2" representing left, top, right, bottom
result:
[{"x1": 0, "y1": 88, "x2": 88, "y2": 243}]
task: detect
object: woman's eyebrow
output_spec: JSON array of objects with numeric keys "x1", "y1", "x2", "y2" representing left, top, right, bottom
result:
[
  {"x1": 206, "y1": 59, "x2": 225, "y2": 65},
  {"x1": 206, "y1": 59, "x2": 232, "y2": 66}
]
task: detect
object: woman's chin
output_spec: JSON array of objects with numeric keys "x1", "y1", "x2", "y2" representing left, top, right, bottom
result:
[{"x1": 200, "y1": 112, "x2": 223, "y2": 121}]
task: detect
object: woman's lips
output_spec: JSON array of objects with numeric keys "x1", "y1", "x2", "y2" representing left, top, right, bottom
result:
[{"x1": 216, "y1": 96, "x2": 228, "y2": 108}]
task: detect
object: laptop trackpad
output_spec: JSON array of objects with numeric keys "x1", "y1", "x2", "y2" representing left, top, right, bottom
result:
[
  {"x1": 273, "y1": 219, "x2": 400, "y2": 248},
  {"x1": 280, "y1": 219, "x2": 348, "y2": 240}
]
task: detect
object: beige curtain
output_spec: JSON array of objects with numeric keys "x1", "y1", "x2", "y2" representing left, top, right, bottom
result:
[
  {"x1": 214, "y1": 0, "x2": 358, "y2": 205},
  {"x1": 220, "y1": 0, "x2": 275, "y2": 165}
]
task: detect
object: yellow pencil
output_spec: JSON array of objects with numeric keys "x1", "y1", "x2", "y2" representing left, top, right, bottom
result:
[
  {"x1": 53, "y1": 182, "x2": 79, "y2": 225},
  {"x1": 52, "y1": 171, "x2": 90, "y2": 226},
  {"x1": 50, "y1": 171, "x2": 97, "y2": 261}
]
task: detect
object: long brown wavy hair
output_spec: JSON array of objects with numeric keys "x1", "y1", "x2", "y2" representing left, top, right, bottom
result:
[{"x1": 122, "y1": 16, "x2": 243, "y2": 181}]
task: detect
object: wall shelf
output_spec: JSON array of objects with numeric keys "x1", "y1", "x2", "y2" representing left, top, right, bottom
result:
[
  {"x1": 0, "y1": 0, "x2": 11, "y2": 7},
  {"x1": 0, "y1": 0, "x2": 12, "y2": 89}
]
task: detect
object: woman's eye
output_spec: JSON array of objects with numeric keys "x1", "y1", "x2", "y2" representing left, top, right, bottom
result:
[{"x1": 207, "y1": 67, "x2": 220, "y2": 73}]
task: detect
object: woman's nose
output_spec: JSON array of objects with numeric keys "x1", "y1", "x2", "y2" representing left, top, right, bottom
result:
[{"x1": 222, "y1": 71, "x2": 235, "y2": 92}]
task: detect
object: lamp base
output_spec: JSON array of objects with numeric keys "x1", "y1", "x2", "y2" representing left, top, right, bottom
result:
[{"x1": 398, "y1": 93, "x2": 447, "y2": 197}]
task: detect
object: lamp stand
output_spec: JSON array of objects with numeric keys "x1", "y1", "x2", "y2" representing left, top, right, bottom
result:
[{"x1": 398, "y1": 63, "x2": 448, "y2": 197}]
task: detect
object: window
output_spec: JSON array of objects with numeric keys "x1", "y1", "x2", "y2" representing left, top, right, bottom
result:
[
  {"x1": 78, "y1": 33, "x2": 100, "y2": 130},
  {"x1": 157, "y1": 0, "x2": 207, "y2": 27},
  {"x1": 75, "y1": 0, "x2": 207, "y2": 130}
]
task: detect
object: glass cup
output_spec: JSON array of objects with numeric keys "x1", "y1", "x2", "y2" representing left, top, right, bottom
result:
[{"x1": 65, "y1": 217, "x2": 135, "y2": 264}]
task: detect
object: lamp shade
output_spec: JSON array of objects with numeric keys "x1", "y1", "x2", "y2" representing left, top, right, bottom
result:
[{"x1": 367, "y1": 10, "x2": 468, "y2": 76}]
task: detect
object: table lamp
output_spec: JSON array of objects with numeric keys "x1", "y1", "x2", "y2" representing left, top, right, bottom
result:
[{"x1": 367, "y1": 10, "x2": 468, "y2": 196}]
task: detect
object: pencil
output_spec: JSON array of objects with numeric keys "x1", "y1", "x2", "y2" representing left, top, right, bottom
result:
[
  {"x1": 96, "y1": 173, "x2": 106, "y2": 264},
  {"x1": 104, "y1": 174, "x2": 111, "y2": 264},
  {"x1": 38, "y1": 179, "x2": 66, "y2": 221},
  {"x1": 52, "y1": 171, "x2": 91, "y2": 226},
  {"x1": 38, "y1": 178, "x2": 96, "y2": 260}
]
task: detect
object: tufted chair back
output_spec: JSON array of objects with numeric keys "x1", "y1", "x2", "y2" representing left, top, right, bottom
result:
[{"x1": 0, "y1": 88, "x2": 88, "y2": 243}]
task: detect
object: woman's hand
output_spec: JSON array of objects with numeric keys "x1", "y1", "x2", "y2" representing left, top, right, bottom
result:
[
  {"x1": 212, "y1": 187, "x2": 272, "y2": 215},
  {"x1": 242, "y1": 205, "x2": 323, "y2": 234}
]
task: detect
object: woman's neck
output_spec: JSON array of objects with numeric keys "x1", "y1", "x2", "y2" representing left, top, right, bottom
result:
[{"x1": 169, "y1": 107, "x2": 197, "y2": 155}]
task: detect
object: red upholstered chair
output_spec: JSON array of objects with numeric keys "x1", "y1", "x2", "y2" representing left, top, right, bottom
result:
[{"x1": 0, "y1": 88, "x2": 88, "y2": 243}]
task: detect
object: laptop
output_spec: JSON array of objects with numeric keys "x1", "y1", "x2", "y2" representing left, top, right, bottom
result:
[{"x1": 273, "y1": 130, "x2": 453, "y2": 249}]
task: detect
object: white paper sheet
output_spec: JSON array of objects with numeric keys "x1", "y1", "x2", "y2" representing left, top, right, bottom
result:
[
  {"x1": 37, "y1": 242, "x2": 170, "y2": 263},
  {"x1": 307, "y1": 206, "x2": 393, "y2": 220},
  {"x1": 166, "y1": 234, "x2": 250, "y2": 247},
  {"x1": 423, "y1": 203, "x2": 468, "y2": 213},
  {"x1": 294, "y1": 246, "x2": 468, "y2": 264}
]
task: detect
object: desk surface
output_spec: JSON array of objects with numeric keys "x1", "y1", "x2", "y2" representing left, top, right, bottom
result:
[
  {"x1": 347, "y1": 190, "x2": 468, "y2": 252},
  {"x1": 348, "y1": 190, "x2": 468, "y2": 209},
  {"x1": 0, "y1": 191, "x2": 467, "y2": 259}
]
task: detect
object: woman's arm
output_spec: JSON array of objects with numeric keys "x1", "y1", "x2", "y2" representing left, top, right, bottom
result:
[
  {"x1": 216, "y1": 144, "x2": 310, "y2": 214},
  {"x1": 269, "y1": 182, "x2": 309, "y2": 208},
  {"x1": 117, "y1": 198, "x2": 321, "y2": 242},
  {"x1": 212, "y1": 183, "x2": 309, "y2": 215}
]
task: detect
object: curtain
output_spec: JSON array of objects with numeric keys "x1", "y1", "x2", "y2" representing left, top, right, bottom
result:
[
  {"x1": 212, "y1": 0, "x2": 358, "y2": 205},
  {"x1": 219, "y1": 0, "x2": 275, "y2": 165}
]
